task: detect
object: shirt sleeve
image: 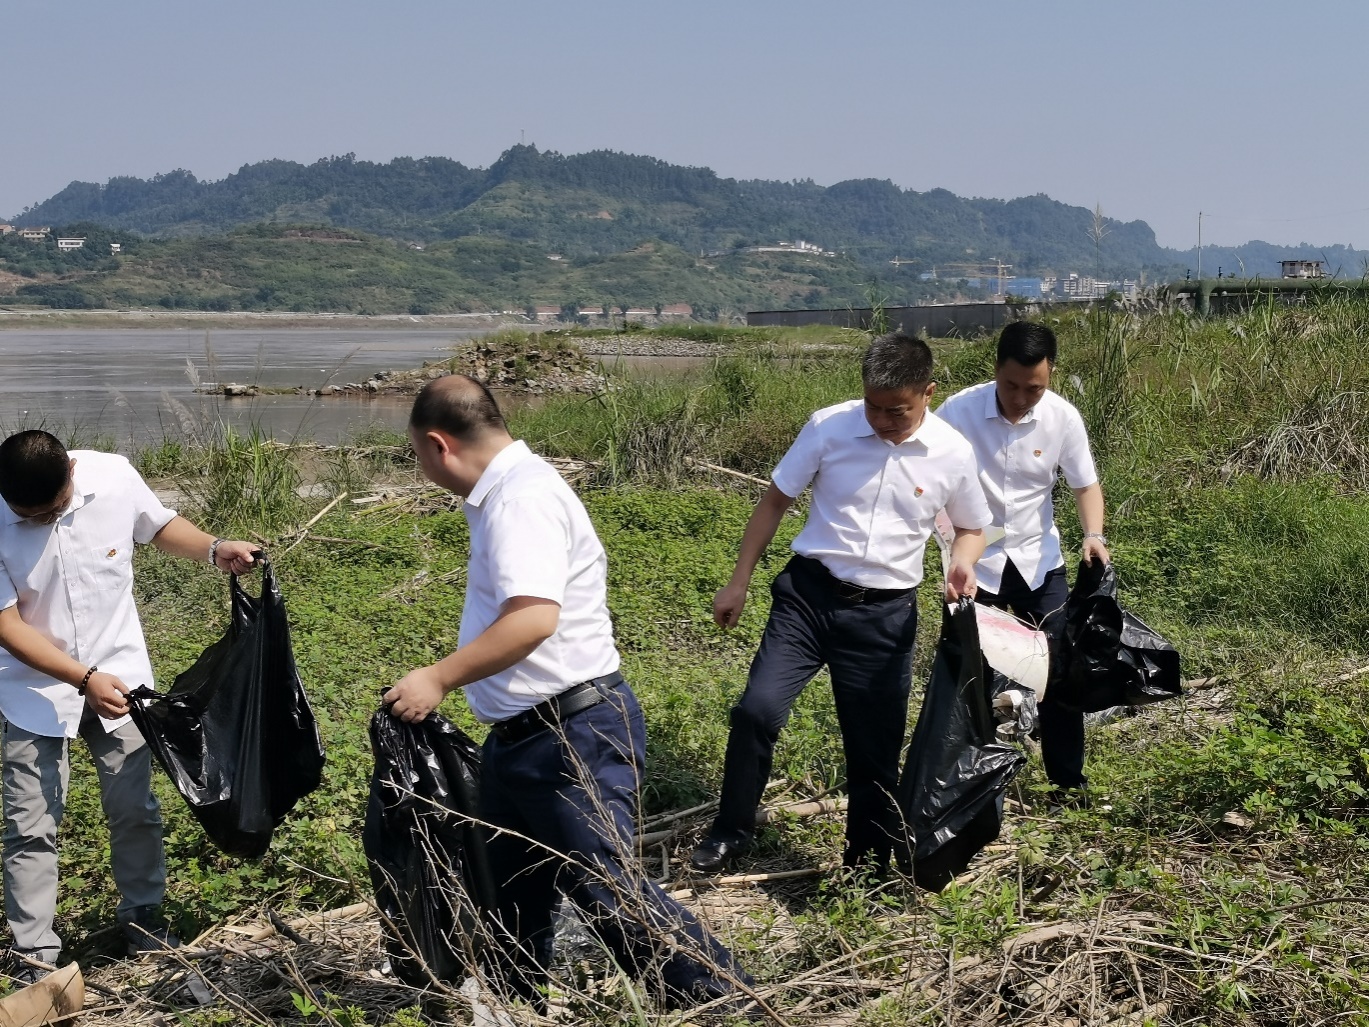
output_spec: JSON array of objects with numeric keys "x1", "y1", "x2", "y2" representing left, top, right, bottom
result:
[
  {"x1": 943, "y1": 457, "x2": 994, "y2": 531},
  {"x1": 0, "y1": 563, "x2": 17, "y2": 612},
  {"x1": 122, "y1": 457, "x2": 178, "y2": 545},
  {"x1": 1058, "y1": 407, "x2": 1100, "y2": 489},
  {"x1": 771, "y1": 415, "x2": 823, "y2": 499},
  {"x1": 484, "y1": 495, "x2": 571, "y2": 607},
  {"x1": 935, "y1": 393, "x2": 967, "y2": 435}
]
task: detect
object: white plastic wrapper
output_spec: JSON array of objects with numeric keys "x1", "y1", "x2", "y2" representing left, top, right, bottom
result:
[{"x1": 932, "y1": 510, "x2": 1050, "y2": 699}]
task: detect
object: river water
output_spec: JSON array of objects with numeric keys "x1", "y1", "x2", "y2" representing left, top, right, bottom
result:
[{"x1": 0, "y1": 328, "x2": 692, "y2": 448}]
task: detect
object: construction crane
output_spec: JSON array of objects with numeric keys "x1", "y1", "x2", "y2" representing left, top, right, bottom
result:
[{"x1": 927, "y1": 259, "x2": 1014, "y2": 297}]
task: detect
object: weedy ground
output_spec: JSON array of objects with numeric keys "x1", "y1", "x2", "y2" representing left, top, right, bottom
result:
[{"x1": 23, "y1": 300, "x2": 1369, "y2": 1025}]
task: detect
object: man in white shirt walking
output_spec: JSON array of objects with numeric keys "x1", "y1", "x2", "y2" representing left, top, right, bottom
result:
[
  {"x1": 936, "y1": 321, "x2": 1109, "y2": 801},
  {"x1": 689, "y1": 333, "x2": 992, "y2": 876},
  {"x1": 0, "y1": 430, "x2": 259, "y2": 978},
  {"x1": 385, "y1": 376, "x2": 752, "y2": 1012}
]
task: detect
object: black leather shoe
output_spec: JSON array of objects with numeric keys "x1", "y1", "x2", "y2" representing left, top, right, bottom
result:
[
  {"x1": 1046, "y1": 786, "x2": 1091, "y2": 813},
  {"x1": 689, "y1": 836, "x2": 746, "y2": 874}
]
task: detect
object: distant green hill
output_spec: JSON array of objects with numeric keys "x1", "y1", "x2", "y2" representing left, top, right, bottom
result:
[
  {"x1": 9, "y1": 146, "x2": 1364, "y2": 312},
  {"x1": 13, "y1": 146, "x2": 1175, "y2": 277},
  {"x1": 0, "y1": 223, "x2": 897, "y2": 315}
]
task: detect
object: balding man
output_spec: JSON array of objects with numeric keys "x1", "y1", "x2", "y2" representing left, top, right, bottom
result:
[{"x1": 385, "y1": 375, "x2": 752, "y2": 1012}]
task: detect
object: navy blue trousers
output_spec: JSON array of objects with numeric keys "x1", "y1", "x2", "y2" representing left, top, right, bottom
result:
[
  {"x1": 976, "y1": 560, "x2": 1087, "y2": 789},
  {"x1": 709, "y1": 556, "x2": 918, "y2": 871},
  {"x1": 480, "y1": 683, "x2": 750, "y2": 1008}
]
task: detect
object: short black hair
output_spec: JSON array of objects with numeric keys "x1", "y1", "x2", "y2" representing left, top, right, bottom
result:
[
  {"x1": 409, "y1": 374, "x2": 508, "y2": 442},
  {"x1": 997, "y1": 321, "x2": 1057, "y2": 367},
  {"x1": 0, "y1": 430, "x2": 71, "y2": 508},
  {"x1": 861, "y1": 332, "x2": 934, "y2": 390}
]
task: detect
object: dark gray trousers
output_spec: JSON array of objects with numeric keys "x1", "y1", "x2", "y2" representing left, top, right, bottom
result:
[
  {"x1": 709, "y1": 556, "x2": 918, "y2": 871},
  {"x1": 2, "y1": 712, "x2": 165, "y2": 962}
]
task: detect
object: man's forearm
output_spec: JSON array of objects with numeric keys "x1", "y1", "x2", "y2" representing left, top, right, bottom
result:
[
  {"x1": 0, "y1": 607, "x2": 87, "y2": 686},
  {"x1": 949, "y1": 526, "x2": 987, "y2": 568},
  {"x1": 728, "y1": 484, "x2": 794, "y2": 586},
  {"x1": 430, "y1": 600, "x2": 560, "y2": 692},
  {"x1": 150, "y1": 515, "x2": 216, "y2": 563},
  {"x1": 1074, "y1": 483, "x2": 1106, "y2": 535}
]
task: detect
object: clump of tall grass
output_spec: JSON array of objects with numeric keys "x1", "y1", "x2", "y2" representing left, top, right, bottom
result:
[
  {"x1": 510, "y1": 349, "x2": 863, "y2": 484},
  {"x1": 179, "y1": 424, "x2": 303, "y2": 535}
]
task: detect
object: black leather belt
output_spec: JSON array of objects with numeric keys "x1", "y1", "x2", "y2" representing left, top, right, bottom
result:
[
  {"x1": 489, "y1": 672, "x2": 625, "y2": 743},
  {"x1": 794, "y1": 555, "x2": 913, "y2": 604}
]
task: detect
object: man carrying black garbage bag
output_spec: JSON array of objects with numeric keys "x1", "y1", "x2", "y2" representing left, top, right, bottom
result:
[
  {"x1": 0, "y1": 430, "x2": 258, "y2": 980},
  {"x1": 690, "y1": 333, "x2": 992, "y2": 877},
  {"x1": 936, "y1": 321, "x2": 1109, "y2": 807},
  {"x1": 384, "y1": 376, "x2": 752, "y2": 1012}
]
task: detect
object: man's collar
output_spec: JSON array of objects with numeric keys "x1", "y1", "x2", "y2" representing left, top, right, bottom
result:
[
  {"x1": 856, "y1": 408, "x2": 931, "y2": 447},
  {"x1": 988, "y1": 384, "x2": 1038, "y2": 425},
  {"x1": 465, "y1": 439, "x2": 531, "y2": 508},
  {"x1": 2, "y1": 489, "x2": 91, "y2": 525},
  {"x1": 2, "y1": 463, "x2": 94, "y2": 525}
]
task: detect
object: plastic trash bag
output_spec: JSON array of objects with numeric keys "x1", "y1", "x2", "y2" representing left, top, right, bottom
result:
[
  {"x1": 129, "y1": 558, "x2": 325, "y2": 859},
  {"x1": 897, "y1": 598, "x2": 1026, "y2": 892},
  {"x1": 363, "y1": 708, "x2": 497, "y2": 989},
  {"x1": 977, "y1": 604, "x2": 1050, "y2": 699},
  {"x1": 1053, "y1": 560, "x2": 1182, "y2": 714}
]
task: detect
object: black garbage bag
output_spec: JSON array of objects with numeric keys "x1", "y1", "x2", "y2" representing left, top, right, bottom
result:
[
  {"x1": 1053, "y1": 560, "x2": 1182, "y2": 714},
  {"x1": 897, "y1": 598, "x2": 1026, "y2": 892},
  {"x1": 363, "y1": 708, "x2": 497, "y2": 988},
  {"x1": 128, "y1": 558, "x2": 325, "y2": 858}
]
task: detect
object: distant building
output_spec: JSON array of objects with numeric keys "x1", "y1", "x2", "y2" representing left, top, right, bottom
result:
[
  {"x1": 17, "y1": 226, "x2": 50, "y2": 241},
  {"x1": 0, "y1": 224, "x2": 13, "y2": 235},
  {"x1": 56, "y1": 237, "x2": 86, "y2": 251},
  {"x1": 109, "y1": 242, "x2": 122, "y2": 254},
  {"x1": 1052, "y1": 273, "x2": 1138, "y2": 300},
  {"x1": 1280, "y1": 259, "x2": 1324, "y2": 279},
  {"x1": 742, "y1": 240, "x2": 835, "y2": 257}
]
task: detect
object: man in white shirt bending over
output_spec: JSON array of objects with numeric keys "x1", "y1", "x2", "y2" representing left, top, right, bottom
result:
[
  {"x1": 385, "y1": 376, "x2": 751, "y2": 1013},
  {"x1": 936, "y1": 321, "x2": 1109, "y2": 804},
  {"x1": 689, "y1": 333, "x2": 992, "y2": 876},
  {"x1": 0, "y1": 430, "x2": 259, "y2": 980}
]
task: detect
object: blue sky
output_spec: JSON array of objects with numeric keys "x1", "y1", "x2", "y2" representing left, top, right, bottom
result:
[{"x1": 4, "y1": 0, "x2": 1365, "y2": 249}]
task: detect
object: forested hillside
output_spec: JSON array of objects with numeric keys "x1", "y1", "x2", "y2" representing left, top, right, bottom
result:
[
  {"x1": 12, "y1": 146, "x2": 1174, "y2": 278},
  {"x1": 10, "y1": 146, "x2": 1363, "y2": 313}
]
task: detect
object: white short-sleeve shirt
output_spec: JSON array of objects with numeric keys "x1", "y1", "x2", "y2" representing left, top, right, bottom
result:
[
  {"x1": 0, "y1": 451, "x2": 178, "y2": 738},
  {"x1": 936, "y1": 382, "x2": 1099, "y2": 593},
  {"x1": 772, "y1": 400, "x2": 992, "y2": 590},
  {"x1": 458, "y1": 440, "x2": 620, "y2": 723}
]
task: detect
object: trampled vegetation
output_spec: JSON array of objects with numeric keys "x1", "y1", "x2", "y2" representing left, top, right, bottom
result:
[{"x1": 38, "y1": 298, "x2": 1369, "y2": 1024}]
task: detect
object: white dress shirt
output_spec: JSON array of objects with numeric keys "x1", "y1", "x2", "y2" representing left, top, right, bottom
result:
[
  {"x1": 772, "y1": 400, "x2": 992, "y2": 590},
  {"x1": 0, "y1": 451, "x2": 178, "y2": 738},
  {"x1": 936, "y1": 382, "x2": 1098, "y2": 593},
  {"x1": 458, "y1": 440, "x2": 620, "y2": 724}
]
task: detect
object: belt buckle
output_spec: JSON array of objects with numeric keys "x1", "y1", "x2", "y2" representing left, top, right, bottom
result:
[{"x1": 835, "y1": 580, "x2": 867, "y2": 603}]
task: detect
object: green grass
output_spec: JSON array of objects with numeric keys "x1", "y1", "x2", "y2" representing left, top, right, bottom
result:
[{"x1": 38, "y1": 298, "x2": 1369, "y2": 1022}]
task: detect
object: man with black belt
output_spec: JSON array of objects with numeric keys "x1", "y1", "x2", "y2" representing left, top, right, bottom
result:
[
  {"x1": 689, "y1": 333, "x2": 992, "y2": 876},
  {"x1": 385, "y1": 375, "x2": 751, "y2": 1011},
  {"x1": 935, "y1": 321, "x2": 1109, "y2": 804}
]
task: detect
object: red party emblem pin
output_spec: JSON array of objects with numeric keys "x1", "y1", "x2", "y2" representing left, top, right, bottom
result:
[{"x1": 914, "y1": 486, "x2": 924, "y2": 496}]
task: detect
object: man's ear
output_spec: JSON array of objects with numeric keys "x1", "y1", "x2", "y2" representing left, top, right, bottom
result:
[{"x1": 424, "y1": 430, "x2": 451, "y2": 457}]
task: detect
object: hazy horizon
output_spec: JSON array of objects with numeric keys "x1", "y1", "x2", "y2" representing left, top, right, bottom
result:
[{"x1": 5, "y1": 0, "x2": 1365, "y2": 251}]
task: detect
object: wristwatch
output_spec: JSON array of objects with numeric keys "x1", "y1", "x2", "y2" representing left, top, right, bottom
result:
[{"x1": 1084, "y1": 532, "x2": 1109, "y2": 546}]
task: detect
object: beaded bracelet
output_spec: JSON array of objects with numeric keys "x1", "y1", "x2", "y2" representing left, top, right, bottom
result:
[{"x1": 78, "y1": 665, "x2": 98, "y2": 696}]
